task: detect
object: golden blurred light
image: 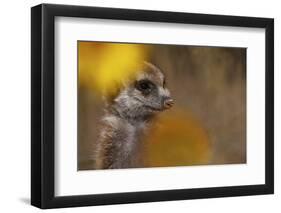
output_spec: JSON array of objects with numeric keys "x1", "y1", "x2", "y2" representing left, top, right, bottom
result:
[
  {"x1": 144, "y1": 108, "x2": 211, "y2": 167},
  {"x1": 78, "y1": 42, "x2": 150, "y2": 96}
]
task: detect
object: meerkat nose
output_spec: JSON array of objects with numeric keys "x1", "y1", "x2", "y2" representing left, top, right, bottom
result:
[{"x1": 163, "y1": 98, "x2": 174, "y2": 109}]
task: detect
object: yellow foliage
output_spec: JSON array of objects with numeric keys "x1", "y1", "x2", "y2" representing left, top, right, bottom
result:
[{"x1": 78, "y1": 42, "x2": 150, "y2": 96}]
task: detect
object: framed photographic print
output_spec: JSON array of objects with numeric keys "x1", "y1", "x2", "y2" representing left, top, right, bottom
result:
[{"x1": 31, "y1": 3, "x2": 274, "y2": 209}]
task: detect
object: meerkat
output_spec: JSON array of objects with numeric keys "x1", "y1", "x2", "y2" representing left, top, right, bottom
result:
[{"x1": 95, "y1": 62, "x2": 174, "y2": 169}]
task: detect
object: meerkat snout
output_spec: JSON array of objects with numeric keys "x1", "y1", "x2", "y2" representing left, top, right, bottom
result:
[{"x1": 163, "y1": 96, "x2": 174, "y2": 109}]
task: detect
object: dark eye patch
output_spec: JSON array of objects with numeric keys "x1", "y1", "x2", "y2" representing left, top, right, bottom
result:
[{"x1": 135, "y1": 79, "x2": 155, "y2": 95}]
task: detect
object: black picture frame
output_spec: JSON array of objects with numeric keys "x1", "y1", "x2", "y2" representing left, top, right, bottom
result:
[{"x1": 31, "y1": 3, "x2": 274, "y2": 209}]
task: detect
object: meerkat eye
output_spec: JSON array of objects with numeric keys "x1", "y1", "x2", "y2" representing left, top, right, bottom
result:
[
  {"x1": 139, "y1": 81, "x2": 150, "y2": 90},
  {"x1": 135, "y1": 79, "x2": 154, "y2": 93}
]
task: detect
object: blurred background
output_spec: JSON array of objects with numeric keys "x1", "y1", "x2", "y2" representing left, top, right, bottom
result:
[{"x1": 78, "y1": 41, "x2": 246, "y2": 170}]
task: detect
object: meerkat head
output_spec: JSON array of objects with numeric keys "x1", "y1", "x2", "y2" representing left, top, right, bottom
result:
[{"x1": 107, "y1": 61, "x2": 174, "y2": 121}]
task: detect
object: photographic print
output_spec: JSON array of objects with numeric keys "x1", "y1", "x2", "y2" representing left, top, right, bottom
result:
[{"x1": 78, "y1": 41, "x2": 246, "y2": 170}]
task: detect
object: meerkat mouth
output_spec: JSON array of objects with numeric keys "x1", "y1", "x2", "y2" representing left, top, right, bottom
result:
[{"x1": 144, "y1": 105, "x2": 163, "y2": 111}]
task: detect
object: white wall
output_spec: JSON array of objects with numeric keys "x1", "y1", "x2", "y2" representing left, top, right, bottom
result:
[{"x1": 0, "y1": 0, "x2": 279, "y2": 212}]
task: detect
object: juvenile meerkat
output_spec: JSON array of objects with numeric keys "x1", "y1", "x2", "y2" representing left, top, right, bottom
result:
[{"x1": 95, "y1": 62, "x2": 174, "y2": 169}]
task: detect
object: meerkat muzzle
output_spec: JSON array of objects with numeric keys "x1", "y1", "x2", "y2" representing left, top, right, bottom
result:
[{"x1": 163, "y1": 98, "x2": 174, "y2": 109}]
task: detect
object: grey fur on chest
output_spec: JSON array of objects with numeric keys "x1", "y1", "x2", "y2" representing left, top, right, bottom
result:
[{"x1": 98, "y1": 114, "x2": 147, "y2": 169}]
